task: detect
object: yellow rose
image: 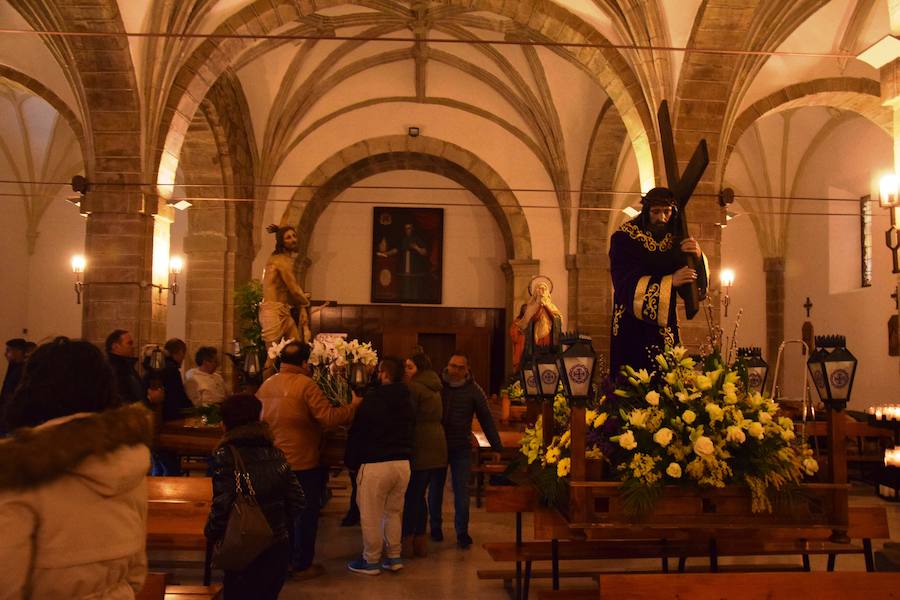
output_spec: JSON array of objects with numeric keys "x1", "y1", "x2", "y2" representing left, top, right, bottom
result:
[
  {"x1": 653, "y1": 427, "x2": 674, "y2": 447},
  {"x1": 645, "y1": 391, "x2": 660, "y2": 406},
  {"x1": 682, "y1": 410, "x2": 697, "y2": 424},
  {"x1": 666, "y1": 462, "x2": 682, "y2": 478},
  {"x1": 693, "y1": 436, "x2": 714, "y2": 457}
]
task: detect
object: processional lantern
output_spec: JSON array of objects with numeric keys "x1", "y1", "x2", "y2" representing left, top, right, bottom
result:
[
  {"x1": 518, "y1": 349, "x2": 540, "y2": 401},
  {"x1": 348, "y1": 362, "x2": 368, "y2": 394},
  {"x1": 737, "y1": 347, "x2": 768, "y2": 395},
  {"x1": 557, "y1": 334, "x2": 597, "y2": 406},
  {"x1": 148, "y1": 346, "x2": 166, "y2": 372},
  {"x1": 243, "y1": 351, "x2": 261, "y2": 379},
  {"x1": 806, "y1": 335, "x2": 858, "y2": 411},
  {"x1": 534, "y1": 350, "x2": 561, "y2": 401}
]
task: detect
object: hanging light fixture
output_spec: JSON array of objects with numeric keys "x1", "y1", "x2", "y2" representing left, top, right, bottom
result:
[{"x1": 556, "y1": 335, "x2": 597, "y2": 406}]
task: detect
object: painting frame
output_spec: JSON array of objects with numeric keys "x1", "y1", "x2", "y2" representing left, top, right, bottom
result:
[{"x1": 371, "y1": 207, "x2": 444, "y2": 304}]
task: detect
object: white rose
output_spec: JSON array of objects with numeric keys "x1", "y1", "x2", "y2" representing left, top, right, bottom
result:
[
  {"x1": 617, "y1": 430, "x2": 638, "y2": 450},
  {"x1": 653, "y1": 427, "x2": 674, "y2": 447},
  {"x1": 682, "y1": 410, "x2": 697, "y2": 424},
  {"x1": 645, "y1": 391, "x2": 660, "y2": 406},
  {"x1": 693, "y1": 436, "x2": 715, "y2": 457},
  {"x1": 666, "y1": 462, "x2": 682, "y2": 478},
  {"x1": 725, "y1": 426, "x2": 746, "y2": 444},
  {"x1": 758, "y1": 411, "x2": 772, "y2": 424},
  {"x1": 747, "y1": 421, "x2": 764, "y2": 439},
  {"x1": 802, "y1": 458, "x2": 819, "y2": 476}
]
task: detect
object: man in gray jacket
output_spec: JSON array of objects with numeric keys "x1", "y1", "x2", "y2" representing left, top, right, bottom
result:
[{"x1": 428, "y1": 350, "x2": 502, "y2": 548}]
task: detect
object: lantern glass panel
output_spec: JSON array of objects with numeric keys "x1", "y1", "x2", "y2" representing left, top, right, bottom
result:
[
  {"x1": 562, "y1": 356, "x2": 594, "y2": 399},
  {"x1": 536, "y1": 358, "x2": 560, "y2": 399},
  {"x1": 807, "y1": 349, "x2": 829, "y2": 401},
  {"x1": 823, "y1": 355, "x2": 856, "y2": 402},
  {"x1": 746, "y1": 366, "x2": 767, "y2": 394}
]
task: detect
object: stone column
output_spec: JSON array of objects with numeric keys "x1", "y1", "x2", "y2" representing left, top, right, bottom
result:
[
  {"x1": 881, "y1": 53, "x2": 900, "y2": 377},
  {"x1": 763, "y1": 257, "x2": 786, "y2": 387},
  {"x1": 80, "y1": 194, "x2": 160, "y2": 350},
  {"x1": 566, "y1": 252, "x2": 613, "y2": 370},
  {"x1": 501, "y1": 258, "x2": 541, "y2": 373}
]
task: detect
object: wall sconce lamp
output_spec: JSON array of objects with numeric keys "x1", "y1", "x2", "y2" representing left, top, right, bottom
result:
[
  {"x1": 71, "y1": 255, "x2": 185, "y2": 305},
  {"x1": 148, "y1": 256, "x2": 184, "y2": 305},
  {"x1": 720, "y1": 268, "x2": 735, "y2": 317},
  {"x1": 72, "y1": 255, "x2": 86, "y2": 304},
  {"x1": 881, "y1": 174, "x2": 900, "y2": 273},
  {"x1": 407, "y1": 126, "x2": 420, "y2": 137}
]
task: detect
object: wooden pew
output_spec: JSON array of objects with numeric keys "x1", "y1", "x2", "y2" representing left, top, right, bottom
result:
[
  {"x1": 136, "y1": 573, "x2": 168, "y2": 600},
  {"x1": 596, "y1": 572, "x2": 900, "y2": 599},
  {"x1": 146, "y1": 477, "x2": 213, "y2": 585}
]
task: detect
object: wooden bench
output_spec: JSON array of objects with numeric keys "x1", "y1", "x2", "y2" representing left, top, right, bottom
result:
[
  {"x1": 136, "y1": 573, "x2": 222, "y2": 600},
  {"x1": 483, "y1": 501, "x2": 890, "y2": 599},
  {"x1": 146, "y1": 477, "x2": 213, "y2": 585},
  {"x1": 597, "y1": 572, "x2": 900, "y2": 599}
]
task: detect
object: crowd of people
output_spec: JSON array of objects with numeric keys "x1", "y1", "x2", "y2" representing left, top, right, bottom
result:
[{"x1": 0, "y1": 330, "x2": 505, "y2": 598}]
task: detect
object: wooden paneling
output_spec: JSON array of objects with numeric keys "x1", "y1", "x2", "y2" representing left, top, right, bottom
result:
[{"x1": 310, "y1": 303, "x2": 506, "y2": 392}]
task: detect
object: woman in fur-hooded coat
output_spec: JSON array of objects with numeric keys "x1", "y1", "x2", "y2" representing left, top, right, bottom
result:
[{"x1": 0, "y1": 338, "x2": 154, "y2": 600}]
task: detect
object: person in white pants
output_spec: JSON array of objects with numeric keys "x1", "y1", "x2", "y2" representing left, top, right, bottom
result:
[{"x1": 344, "y1": 357, "x2": 416, "y2": 575}]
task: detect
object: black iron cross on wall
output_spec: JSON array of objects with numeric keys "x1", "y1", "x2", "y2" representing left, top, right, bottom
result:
[
  {"x1": 657, "y1": 100, "x2": 709, "y2": 320},
  {"x1": 804, "y1": 297, "x2": 813, "y2": 318}
]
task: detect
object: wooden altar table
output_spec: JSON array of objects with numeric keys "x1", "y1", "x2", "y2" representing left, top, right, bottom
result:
[{"x1": 156, "y1": 419, "x2": 222, "y2": 456}]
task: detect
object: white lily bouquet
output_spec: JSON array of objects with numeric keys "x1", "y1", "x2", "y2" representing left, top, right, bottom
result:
[{"x1": 309, "y1": 335, "x2": 378, "y2": 406}]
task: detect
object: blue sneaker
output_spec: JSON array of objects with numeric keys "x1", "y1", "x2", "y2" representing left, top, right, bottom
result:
[
  {"x1": 347, "y1": 558, "x2": 381, "y2": 575},
  {"x1": 381, "y1": 557, "x2": 404, "y2": 572}
]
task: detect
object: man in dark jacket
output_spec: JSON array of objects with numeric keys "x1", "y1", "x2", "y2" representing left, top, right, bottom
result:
[
  {"x1": 143, "y1": 338, "x2": 194, "y2": 475},
  {"x1": 106, "y1": 329, "x2": 146, "y2": 405},
  {"x1": 429, "y1": 350, "x2": 502, "y2": 548},
  {"x1": 345, "y1": 356, "x2": 415, "y2": 575},
  {"x1": 205, "y1": 393, "x2": 305, "y2": 600}
]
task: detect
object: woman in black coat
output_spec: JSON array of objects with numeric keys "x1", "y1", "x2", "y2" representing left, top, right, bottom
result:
[{"x1": 205, "y1": 394, "x2": 305, "y2": 600}]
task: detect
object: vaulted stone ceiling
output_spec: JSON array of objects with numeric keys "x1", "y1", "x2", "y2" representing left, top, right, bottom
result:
[{"x1": 0, "y1": 0, "x2": 893, "y2": 257}]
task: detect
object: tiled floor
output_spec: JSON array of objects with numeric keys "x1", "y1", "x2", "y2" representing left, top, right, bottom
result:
[{"x1": 275, "y1": 476, "x2": 900, "y2": 599}]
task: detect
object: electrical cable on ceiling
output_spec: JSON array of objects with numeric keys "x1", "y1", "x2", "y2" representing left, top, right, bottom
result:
[{"x1": 0, "y1": 28, "x2": 858, "y2": 60}]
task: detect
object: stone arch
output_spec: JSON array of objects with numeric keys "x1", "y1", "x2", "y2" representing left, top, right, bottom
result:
[
  {"x1": 0, "y1": 64, "x2": 87, "y2": 164},
  {"x1": 155, "y1": 0, "x2": 657, "y2": 199},
  {"x1": 178, "y1": 70, "x2": 257, "y2": 378},
  {"x1": 282, "y1": 135, "x2": 531, "y2": 267},
  {"x1": 722, "y1": 77, "x2": 889, "y2": 186},
  {"x1": 280, "y1": 135, "x2": 533, "y2": 339},
  {"x1": 568, "y1": 99, "x2": 629, "y2": 366}
]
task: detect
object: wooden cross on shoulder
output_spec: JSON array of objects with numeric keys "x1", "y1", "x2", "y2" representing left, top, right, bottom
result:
[{"x1": 657, "y1": 100, "x2": 709, "y2": 320}]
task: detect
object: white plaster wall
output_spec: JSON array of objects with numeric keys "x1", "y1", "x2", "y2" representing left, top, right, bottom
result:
[
  {"x1": 0, "y1": 192, "x2": 84, "y2": 344},
  {"x1": 301, "y1": 170, "x2": 506, "y2": 307},
  {"x1": 778, "y1": 117, "x2": 895, "y2": 409},
  {"x1": 720, "y1": 213, "x2": 767, "y2": 355}
]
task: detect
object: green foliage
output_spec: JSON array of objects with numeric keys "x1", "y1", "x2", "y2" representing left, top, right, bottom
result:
[
  {"x1": 620, "y1": 477, "x2": 662, "y2": 518},
  {"x1": 531, "y1": 462, "x2": 569, "y2": 508},
  {"x1": 234, "y1": 280, "x2": 263, "y2": 351}
]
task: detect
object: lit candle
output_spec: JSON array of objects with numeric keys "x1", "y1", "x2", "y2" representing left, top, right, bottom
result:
[{"x1": 875, "y1": 408, "x2": 883, "y2": 420}]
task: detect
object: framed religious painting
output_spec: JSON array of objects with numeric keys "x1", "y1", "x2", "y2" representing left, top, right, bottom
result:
[{"x1": 371, "y1": 207, "x2": 444, "y2": 304}]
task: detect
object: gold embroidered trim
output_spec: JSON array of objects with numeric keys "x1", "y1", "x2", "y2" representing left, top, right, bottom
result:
[
  {"x1": 643, "y1": 283, "x2": 660, "y2": 321},
  {"x1": 633, "y1": 276, "x2": 650, "y2": 320},
  {"x1": 657, "y1": 275, "x2": 672, "y2": 327},
  {"x1": 619, "y1": 222, "x2": 673, "y2": 252},
  {"x1": 660, "y1": 326, "x2": 676, "y2": 348},
  {"x1": 612, "y1": 304, "x2": 625, "y2": 337}
]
